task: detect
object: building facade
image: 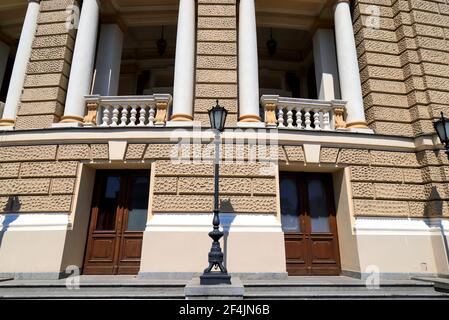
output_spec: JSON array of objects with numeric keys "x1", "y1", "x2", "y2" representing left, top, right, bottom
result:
[{"x1": 0, "y1": 0, "x2": 448, "y2": 280}]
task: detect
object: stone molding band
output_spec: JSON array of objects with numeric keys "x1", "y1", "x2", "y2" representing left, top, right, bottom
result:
[{"x1": 171, "y1": 113, "x2": 194, "y2": 121}]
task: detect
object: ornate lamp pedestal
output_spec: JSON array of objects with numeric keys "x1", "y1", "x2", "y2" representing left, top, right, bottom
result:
[
  {"x1": 199, "y1": 101, "x2": 231, "y2": 286},
  {"x1": 200, "y1": 208, "x2": 231, "y2": 285}
]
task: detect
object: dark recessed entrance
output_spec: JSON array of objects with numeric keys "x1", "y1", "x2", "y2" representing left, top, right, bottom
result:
[
  {"x1": 83, "y1": 170, "x2": 150, "y2": 275},
  {"x1": 280, "y1": 173, "x2": 341, "y2": 276}
]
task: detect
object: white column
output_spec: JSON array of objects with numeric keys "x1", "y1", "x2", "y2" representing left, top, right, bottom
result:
[
  {"x1": 0, "y1": 0, "x2": 40, "y2": 126},
  {"x1": 334, "y1": 0, "x2": 367, "y2": 128},
  {"x1": 0, "y1": 41, "x2": 10, "y2": 93},
  {"x1": 238, "y1": 0, "x2": 261, "y2": 123},
  {"x1": 170, "y1": 0, "x2": 195, "y2": 122},
  {"x1": 313, "y1": 29, "x2": 341, "y2": 101},
  {"x1": 60, "y1": 0, "x2": 99, "y2": 124},
  {"x1": 93, "y1": 24, "x2": 124, "y2": 96}
]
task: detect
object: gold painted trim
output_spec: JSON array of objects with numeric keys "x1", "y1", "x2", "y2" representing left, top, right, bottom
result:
[
  {"x1": 239, "y1": 114, "x2": 261, "y2": 122},
  {"x1": 0, "y1": 118, "x2": 15, "y2": 126},
  {"x1": 346, "y1": 121, "x2": 369, "y2": 129},
  {"x1": 171, "y1": 113, "x2": 194, "y2": 121},
  {"x1": 60, "y1": 115, "x2": 84, "y2": 123}
]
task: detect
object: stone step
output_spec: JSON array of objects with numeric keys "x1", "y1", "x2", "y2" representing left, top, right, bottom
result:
[{"x1": 0, "y1": 276, "x2": 447, "y2": 299}]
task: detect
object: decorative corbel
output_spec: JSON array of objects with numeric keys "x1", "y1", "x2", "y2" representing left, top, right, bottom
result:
[
  {"x1": 84, "y1": 95, "x2": 100, "y2": 126},
  {"x1": 155, "y1": 102, "x2": 169, "y2": 126},
  {"x1": 334, "y1": 107, "x2": 347, "y2": 129},
  {"x1": 265, "y1": 103, "x2": 278, "y2": 127}
]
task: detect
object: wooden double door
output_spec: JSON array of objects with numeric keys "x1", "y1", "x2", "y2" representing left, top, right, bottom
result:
[
  {"x1": 280, "y1": 173, "x2": 341, "y2": 275},
  {"x1": 83, "y1": 170, "x2": 150, "y2": 275}
]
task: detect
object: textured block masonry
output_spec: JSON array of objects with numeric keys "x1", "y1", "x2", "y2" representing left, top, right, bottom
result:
[
  {"x1": 15, "y1": 0, "x2": 79, "y2": 129},
  {"x1": 355, "y1": 0, "x2": 449, "y2": 138},
  {"x1": 194, "y1": 0, "x2": 238, "y2": 127},
  {"x1": 0, "y1": 143, "x2": 108, "y2": 213}
]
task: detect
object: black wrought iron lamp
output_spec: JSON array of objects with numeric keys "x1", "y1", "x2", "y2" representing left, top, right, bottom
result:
[
  {"x1": 200, "y1": 100, "x2": 231, "y2": 285},
  {"x1": 156, "y1": 26, "x2": 167, "y2": 56},
  {"x1": 266, "y1": 28, "x2": 277, "y2": 56},
  {"x1": 434, "y1": 112, "x2": 449, "y2": 160}
]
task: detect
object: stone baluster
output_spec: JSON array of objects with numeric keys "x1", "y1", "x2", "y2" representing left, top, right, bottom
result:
[
  {"x1": 148, "y1": 105, "x2": 155, "y2": 126},
  {"x1": 111, "y1": 106, "x2": 120, "y2": 126},
  {"x1": 138, "y1": 107, "x2": 147, "y2": 126},
  {"x1": 295, "y1": 106, "x2": 303, "y2": 129},
  {"x1": 120, "y1": 106, "x2": 128, "y2": 126},
  {"x1": 286, "y1": 107, "x2": 294, "y2": 128},
  {"x1": 323, "y1": 110, "x2": 331, "y2": 130},
  {"x1": 277, "y1": 108, "x2": 285, "y2": 128},
  {"x1": 101, "y1": 105, "x2": 111, "y2": 126},
  {"x1": 304, "y1": 108, "x2": 312, "y2": 130},
  {"x1": 314, "y1": 109, "x2": 321, "y2": 130},
  {"x1": 129, "y1": 105, "x2": 138, "y2": 126}
]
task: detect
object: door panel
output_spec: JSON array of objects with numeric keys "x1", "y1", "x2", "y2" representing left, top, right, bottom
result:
[
  {"x1": 280, "y1": 173, "x2": 341, "y2": 276},
  {"x1": 83, "y1": 171, "x2": 150, "y2": 275}
]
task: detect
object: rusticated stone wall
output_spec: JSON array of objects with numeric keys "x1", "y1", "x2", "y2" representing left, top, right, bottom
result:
[
  {"x1": 257, "y1": 144, "x2": 449, "y2": 218},
  {"x1": 194, "y1": 0, "x2": 238, "y2": 126},
  {"x1": 354, "y1": 0, "x2": 449, "y2": 137},
  {"x1": 126, "y1": 143, "x2": 277, "y2": 214},
  {"x1": 2, "y1": 142, "x2": 449, "y2": 218},
  {"x1": 15, "y1": 0, "x2": 78, "y2": 130},
  {"x1": 0, "y1": 143, "x2": 108, "y2": 213}
]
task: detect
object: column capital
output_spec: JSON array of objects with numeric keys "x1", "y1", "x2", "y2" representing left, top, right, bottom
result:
[
  {"x1": 335, "y1": 0, "x2": 350, "y2": 4},
  {"x1": 28, "y1": 0, "x2": 41, "y2": 3}
]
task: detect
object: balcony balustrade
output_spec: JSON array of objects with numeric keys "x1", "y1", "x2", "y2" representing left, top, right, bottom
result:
[
  {"x1": 83, "y1": 94, "x2": 172, "y2": 127},
  {"x1": 261, "y1": 95, "x2": 347, "y2": 130}
]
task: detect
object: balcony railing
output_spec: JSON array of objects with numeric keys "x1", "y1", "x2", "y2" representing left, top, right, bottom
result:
[
  {"x1": 260, "y1": 95, "x2": 347, "y2": 130},
  {"x1": 83, "y1": 94, "x2": 172, "y2": 127}
]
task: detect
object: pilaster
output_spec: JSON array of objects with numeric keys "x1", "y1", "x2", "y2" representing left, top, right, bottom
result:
[
  {"x1": 15, "y1": 0, "x2": 78, "y2": 130},
  {"x1": 194, "y1": 0, "x2": 238, "y2": 127}
]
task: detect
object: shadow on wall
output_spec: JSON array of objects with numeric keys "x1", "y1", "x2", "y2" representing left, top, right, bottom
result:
[
  {"x1": 424, "y1": 186, "x2": 449, "y2": 276},
  {"x1": 59, "y1": 166, "x2": 96, "y2": 279},
  {"x1": 220, "y1": 198, "x2": 236, "y2": 269},
  {"x1": 0, "y1": 196, "x2": 21, "y2": 256}
]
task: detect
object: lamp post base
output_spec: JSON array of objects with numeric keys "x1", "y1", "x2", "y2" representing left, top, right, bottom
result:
[
  {"x1": 200, "y1": 272, "x2": 232, "y2": 286},
  {"x1": 185, "y1": 277, "x2": 244, "y2": 300}
]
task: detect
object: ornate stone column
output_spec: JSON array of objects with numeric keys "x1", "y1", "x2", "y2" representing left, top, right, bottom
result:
[
  {"x1": 170, "y1": 0, "x2": 196, "y2": 122},
  {"x1": 60, "y1": 0, "x2": 99, "y2": 125},
  {"x1": 92, "y1": 21, "x2": 125, "y2": 96},
  {"x1": 238, "y1": 0, "x2": 261, "y2": 123},
  {"x1": 313, "y1": 29, "x2": 341, "y2": 101},
  {"x1": 0, "y1": 0, "x2": 40, "y2": 127},
  {"x1": 334, "y1": 0, "x2": 367, "y2": 128}
]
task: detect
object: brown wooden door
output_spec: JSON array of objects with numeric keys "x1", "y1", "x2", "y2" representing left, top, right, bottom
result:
[
  {"x1": 280, "y1": 173, "x2": 341, "y2": 276},
  {"x1": 83, "y1": 170, "x2": 150, "y2": 275}
]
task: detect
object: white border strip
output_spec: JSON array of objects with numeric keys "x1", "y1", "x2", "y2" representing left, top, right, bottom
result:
[
  {"x1": 354, "y1": 217, "x2": 449, "y2": 236},
  {"x1": 146, "y1": 213, "x2": 282, "y2": 233},
  {"x1": 0, "y1": 213, "x2": 70, "y2": 232}
]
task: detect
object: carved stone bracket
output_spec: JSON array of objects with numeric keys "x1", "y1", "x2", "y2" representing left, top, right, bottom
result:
[
  {"x1": 155, "y1": 102, "x2": 169, "y2": 126},
  {"x1": 334, "y1": 107, "x2": 347, "y2": 129},
  {"x1": 265, "y1": 103, "x2": 277, "y2": 127},
  {"x1": 84, "y1": 95, "x2": 100, "y2": 126},
  {"x1": 84, "y1": 102, "x2": 99, "y2": 126}
]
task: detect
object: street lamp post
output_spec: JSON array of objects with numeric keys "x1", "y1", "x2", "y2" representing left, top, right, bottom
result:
[
  {"x1": 434, "y1": 112, "x2": 449, "y2": 161},
  {"x1": 200, "y1": 100, "x2": 232, "y2": 285}
]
